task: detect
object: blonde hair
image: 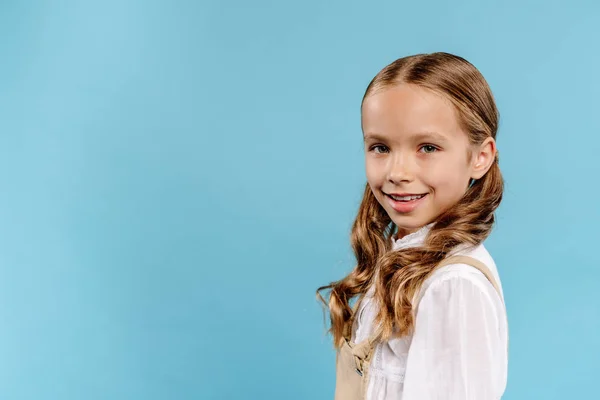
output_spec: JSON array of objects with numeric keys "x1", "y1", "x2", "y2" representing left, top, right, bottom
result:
[{"x1": 317, "y1": 52, "x2": 504, "y2": 347}]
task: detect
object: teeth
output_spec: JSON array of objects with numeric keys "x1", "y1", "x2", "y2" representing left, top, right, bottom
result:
[{"x1": 390, "y1": 194, "x2": 425, "y2": 201}]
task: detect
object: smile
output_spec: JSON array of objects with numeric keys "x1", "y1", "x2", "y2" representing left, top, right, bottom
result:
[
  {"x1": 386, "y1": 193, "x2": 426, "y2": 202},
  {"x1": 385, "y1": 193, "x2": 428, "y2": 213}
]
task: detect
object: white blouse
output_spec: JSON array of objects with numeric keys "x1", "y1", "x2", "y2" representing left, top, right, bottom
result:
[{"x1": 352, "y1": 224, "x2": 508, "y2": 400}]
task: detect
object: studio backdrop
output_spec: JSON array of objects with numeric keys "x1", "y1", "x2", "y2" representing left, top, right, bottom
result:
[{"x1": 0, "y1": 0, "x2": 598, "y2": 399}]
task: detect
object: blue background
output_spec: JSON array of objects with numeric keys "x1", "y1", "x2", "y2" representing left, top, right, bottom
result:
[{"x1": 1, "y1": 0, "x2": 598, "y2": 399}]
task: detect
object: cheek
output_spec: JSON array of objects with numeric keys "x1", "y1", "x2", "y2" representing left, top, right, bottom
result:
[
  {"x1": 423, "y1": 160, "x2": 469, "y2": 194},
  {"x1": 365, "y1": 162, "x2": 382, "y2": 184}
]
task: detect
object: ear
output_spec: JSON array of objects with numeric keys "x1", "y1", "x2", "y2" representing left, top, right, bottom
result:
[{"x1": 470, "y1": 137, "x2": 497, "y2": 180}]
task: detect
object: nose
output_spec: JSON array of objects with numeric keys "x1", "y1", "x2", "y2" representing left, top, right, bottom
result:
[{"x1": 387, "y1": 152, "x2": 414, "y2": 183}]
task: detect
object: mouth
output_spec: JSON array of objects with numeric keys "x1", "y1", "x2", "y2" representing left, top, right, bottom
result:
[
  {"x1": 385, "y1": 193, "x2": 427, "y2": 202},
  {"x1": 384, "y1": 192, "x2": 428, "y2": 213}
]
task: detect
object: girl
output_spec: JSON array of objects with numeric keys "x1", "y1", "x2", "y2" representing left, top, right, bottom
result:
[{"x1": 317, "y1": 52, "x2": 508, "y2": 400}]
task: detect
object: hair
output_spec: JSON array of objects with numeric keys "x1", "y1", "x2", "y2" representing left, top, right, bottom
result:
[{"x1": 316, "y1": 52, "x2": 504, "y2": 348}]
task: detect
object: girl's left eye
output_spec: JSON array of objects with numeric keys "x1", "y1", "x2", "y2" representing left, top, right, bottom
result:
[{"x1": 419, "y1": 145, "x2": 438, "y2": 153}]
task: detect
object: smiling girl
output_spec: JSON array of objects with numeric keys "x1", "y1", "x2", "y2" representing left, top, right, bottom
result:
[{"x1": 318, "y1": 52, "x2": 508, "y2": 400}]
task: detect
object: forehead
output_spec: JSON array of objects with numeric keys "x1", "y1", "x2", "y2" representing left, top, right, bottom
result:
[{"x1": 361, "y1": 84, "x2": 465, "y2": 142}]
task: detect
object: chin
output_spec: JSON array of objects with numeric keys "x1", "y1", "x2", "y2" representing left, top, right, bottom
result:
[
  {"x1": 391, "y1": 217, "x2": 425, "y2": 234},
  {"x1": 395, "y1": 220, "x2": 421, "y2": 228}
]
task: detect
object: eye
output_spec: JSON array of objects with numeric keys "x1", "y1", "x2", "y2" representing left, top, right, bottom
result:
[
  {"x1": 419, "y1": 144, "x2": 438, "y2": 154},
  {"x1": 370, "y1": 145, "x2": 389, "y2": 154}
]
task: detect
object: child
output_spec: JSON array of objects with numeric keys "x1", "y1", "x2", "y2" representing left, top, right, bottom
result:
[{"x1": 317, "y1": 52, "x2": 509, "y2": 400}]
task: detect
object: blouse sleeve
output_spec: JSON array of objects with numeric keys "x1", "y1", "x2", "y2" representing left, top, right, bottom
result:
[{"x1": 401, "y1": 268, "x2": 507, "y2": 400}]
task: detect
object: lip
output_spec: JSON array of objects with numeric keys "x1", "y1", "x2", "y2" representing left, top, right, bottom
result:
[
  {"x1": 386, "y1": 192, "x2": 426, "y2": 197},
  {"x1": 385, "y1": 193, "x2": 428, "y2": 213}
]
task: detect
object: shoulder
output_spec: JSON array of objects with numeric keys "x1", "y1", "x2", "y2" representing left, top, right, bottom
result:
[{"x1": 418, "y1": 243, "x2": 505, "y2": 305}]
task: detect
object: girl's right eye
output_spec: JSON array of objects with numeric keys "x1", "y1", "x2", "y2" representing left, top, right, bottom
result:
[{"x1": 370, "y1": 145, "x2": 389, "y2": 154}]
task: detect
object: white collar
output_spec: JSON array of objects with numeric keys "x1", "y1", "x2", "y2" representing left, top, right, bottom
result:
[{"x1": 391, "y1": 222, "x2": 435, "y2": 251}]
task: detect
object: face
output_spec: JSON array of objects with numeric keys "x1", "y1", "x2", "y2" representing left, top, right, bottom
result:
[{"x1": 362, "y1": 83, "x2": 495, "y2": 239}]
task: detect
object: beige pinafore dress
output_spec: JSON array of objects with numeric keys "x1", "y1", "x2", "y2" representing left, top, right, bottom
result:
[{"x1": 334, "y1": 255, "x2": 506, "y2": 400}]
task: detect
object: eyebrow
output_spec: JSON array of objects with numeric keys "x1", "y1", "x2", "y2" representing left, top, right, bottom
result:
[
  {"x1": 363, "y1": 131, "x2": 448, "y2": 143},
  {"x1": 362, "y1": 133, "x2": 387, "y2": 142},
  {"x1": 412, "y1": 131, "x2": 449, "y2": 143}
]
